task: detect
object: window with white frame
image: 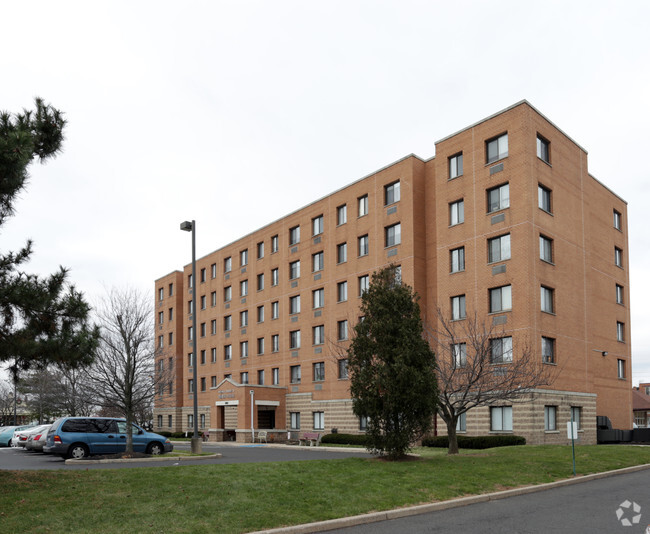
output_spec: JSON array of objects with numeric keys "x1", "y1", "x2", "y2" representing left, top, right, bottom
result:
[
  {"x1": 541, "y1": 336, "x2": 555, "y2": 364},
  {"x1": 211, "y1": 347, "x2": 217, "y2": 363},
  {"x1": 544, "y1": 406, "x2": 557, "y2": 431},
  {"x1": 359, "y1": 275, "x2": 369, "y2": 296},
  {"x1": 240, "y1": 310, "x2": 248, "y2": 327},
  {"x1": 337, "y1": 319, "x2": 348, "y2": 341},
  {"x1": 337, "y1": 281, "x2": 348, "y2": 302},
  {"x1": 313, "y1": 288, "x2": 324, "y2": 309},
  {"x1": 537, "y1": 135, "x2": 550, "y2": 163},
  {"x1": 188, "y1": 326, "x2": 193, "y2": 340},
  {"x1": 486, "y1": 133, "x2": 508, "y2": 163},
  {"x1": 211, "y1": 319, "x2": 217, "y2": 335},
  {"x1": 571, "y1": 407, "x2": 582, "y2": 429},
  {"x1": 188, "y1": 413, "x2": 194, "y2": 427},
  {"x1": 257, "y1": 305, "x2": 264, "y2": 323},
  {"x1": 456, "y1": 412, "x2": 467, "y2": 432},
  {"x1": 615, "y1": 247, "x2": 623, "y2": 268},
  {"x1": 616, "y1": 284, "x2": 624, "y2": 305},
  {"x1": 211, "y1": 291, "x2": 217, "y2": 307},
  {"x1": 240, "y1": 249, "x2": 248, "y2": 266},
  {"x1": 337, "y1": 204, "x2": 347, "y2": 225},
  {"x1": 224, "y1": 315, "x2": 232, "y2": 331},
  {"x1": 188, "y1": 274, "x2": 193, "y2": 289},
  {"x1": 289, "y1": 225, "x2": 300, "y2": 245},
  {"x1": 450, "y1": 199, "x2": 464, "y2": 225},
  {"x1": 385, "y1": 181, "x2": 400, "y2": 205},
  {"x1": 618, "y1": 359, "x2": 625, "y2": 379},
  {"x1": 313, "y1": 325, "x2": 324, "y2": 345},
  {"x1": 158, "y1": 287, "x2": 164, "y2": 301},
  {"x1": 257, "y1": 241, "x2": 264, "y2": 259},
  {"x1": 271, "y1": 235, "x2": 279, "y2": 253},
  {"x1": 188, "y1": 380, "x2": 194, "y2": 394},
  {"x1": 290, "y1": 412, "x2": 300, "y2": 430},
  {"x1": 358, "y1": 234, "x2": 369, "y2": 257},
  {"x1": 359, "y1": 415, "x2": 368, "y2": 431},
  {"x1": 312, "y1": 251, "x2": 324, "y2": 272},
  {"x1": 224, "y1": 256, "x2": 232, "y2": 273},
  {"x1": 158, "y1": 311, "x2": 164, "y2": 324},
  {"x1": 224, "y1": 286, "x2": 232, "y2": 302},
  {"x1": 240, "y1": 341, "x2": 248, "y2": 358},
  {"x1": 240, "y1": 279, "x2": 248, "y2": 296},
  {"x1": 272, "y1": 367, "x2": 279, "y2": 385},
  {"x1": 337, "y1": 242, "x2": 347, "y2": 263},
  {"x1": 489, "y1": 285, "x2": 512, "y2": 313},
  {"x1": 271, "y1": 301, "x2": 279, "y2": 319},
  {"x1": 289, "y1": 330, "x2": 301, "y2": 349},
  {"x1": 450, "y1": 247, "x2": 465, "y2": 273},
  {"x1": 271, "y1": 268, "x2": 279, "y2": 286},
  {"x1": 358, "y1": 195, "x2": 368, "y2": 217},
  {"x1": 312, "y1": 215, "x2": 323, "y2": 236},
  {"x1": 452, "y1": 342, "x2": 467, "y2": 368},
  {"x1": 541, "y1": 286, "x2": 554, "y2": 313},
  {"x1": 240, "y1": 372, "x2": 249, "y2": 385},
  {"x1": 487, "y1": 183, "x2": 510, "y2": 213},
  {"x1": 290, "y1": 365, "x2": 301, "y2": 383},
  {"x1": 491, "y1": 336, "x2": 513, "y2": 363},
  {"x1": 451, "y1": 295, "x2": 466, "y2": 320},
  {"x1": 272, "y1": 334, "x2": 279, "y2": 352},
  {"x1": 617, "y1": 321, "x2": 625, "y2": 342},
  {"x1": 289, "y1": 260, "x2": 300, "y2": 280},
  {"x1": 538, "y1": 184, "x2": 552, "y2": 213},
  {"x1": 313, "y1": 411, "x2": 324, "y2": 430},
  {"x1": 158, "y1": 335, "x2": 163, "y2": 349},
  {"x1": 313, "y1": 362, "x2": 325, "y2": 382},
  {"x1": 224, "y1": 344, "x2": 232, "y2": 360},
  {"x1": 289, "y1": 295, "x2": 300, "y2": 315},
  {"x1": 539, "y1": 235, "x2": 553, "y2": 263},
  {"x1": 338, "y1": 358, "x2": 348, "y2": 379},
  {"x1": 449, "y1": 152, "x2": 463, "y2": 179},
  {"x1": 211, "y1": 263, "x2": 217, "y2": 278},
  {"x1": 488, "y1": 234, "x2": 511, "y2": 263},
  {"x1": 613, "y1": 209, "x2": 622, "y2": 231},
  {"x1": 490, "y1": 406, "x2": 513, "y2": 431},
  {"x1": 385, "y1": 223, "x2": 401, "y2": 247}
]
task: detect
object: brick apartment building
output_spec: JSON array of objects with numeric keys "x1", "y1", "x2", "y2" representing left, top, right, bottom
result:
[{"x1": 153, "y1": 100, "x2": 631, "y2": 445}]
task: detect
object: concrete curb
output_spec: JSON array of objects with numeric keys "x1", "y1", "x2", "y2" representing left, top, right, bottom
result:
[
  {"x1": 65, "y1": 453, "x2": 222, "y2": 465},
  {"x1": 252, "y1": 463, "x2": 650, "y2": 533}
]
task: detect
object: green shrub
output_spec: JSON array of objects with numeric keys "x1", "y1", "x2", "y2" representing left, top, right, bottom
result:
[
  {"x1": 320, "y1": 433, "x2": 369, "y2": 446},
  {"x1": 157, "y1": 431, "x2": 172, "y2": 438},
  {"x1": 421, "y1": 434, "x2": 526, "y2": 449}
]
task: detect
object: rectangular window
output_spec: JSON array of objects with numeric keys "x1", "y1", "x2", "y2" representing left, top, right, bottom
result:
[
  {"x1": 337, "y1": 320, "x2": 348, "y2": 341},
  {"x1": 618, "y1": 359, "x2": 625, "y2": 378},
  {"x1": 188, "y1": 274, "x2": 193, "y2": 289},
  {"x1": 617, "y1": 321, "x2": 625, "y2": 342},
  {"x1": 224, "y1": 286, "x2": 232, "y2": 302},
  {"x1": 487, "y1": 183, "x2": 510, "y2": 214},
  {"x1": 200, "y1": 295, "x2": 206, "y2": 310},
  {"x1": 337, "y1": 204, "x2": 347, "y2": 225},
  {"x1": 456, "y1": 412, "x2": 467, "y2": 432},
  {"x1": 613, "y1": 210, "x2": 622, "y2": 230},
  {"x1": 257, "y1": 305, "x2": 265, "y2": 323},
  {"x1": 289, "y1": 225, "x2": 300, "y2": 245},
  {"x1": 312, "y1": 251, "x2": 324, "y2": 272},
  {"x1": 452, "y1": 342, "x2": 467, "y2": 368},
  {"x1": 385, "y1": 181, "x2": 400, "y2": 205},
  {"x1": 168, "y1": 307, "x2": 174, "y2": 321},
  {"x1": 211, "y1": 319, "x2": 217, "y2": 335},
  {"x1": 538, "y1": 184, "x2": 552, "y2": 213},
  {"x1": 337, "y1": 242, "x2": 347, "y2": 263},
  {"x1": 240, "y1": 341, "x2": 248, "y2": 358},
  {"x1": 158, "y1": 287, "x2": 164, "y2": 301},
  {"x1": 486, "y1": 133, "x2": 508, "y2": 163},
  {"x1": 271, "y1": 301, "x2": 279, "y2": 319},
  {"x1": 211, "y1": 375, "x2": 217, "y2": 388},
  {"x1": 272, "y1": 367, "x2": 279, "y2": 385},
  {"x1": 313, "y1": 325, "x2": 324, "y2": 345},
  {"x1": 188, "y1": 379, "x2": 194, "y2": 394},
  {"x1": 615, "y1": 247, "x2": 623, "y2": 268},
  {"x1": 224, "y1": 345, "x2": 232, "y2": 360},
  {"x1": 544, "y1": 406, "x2": 557, "y2": 431},
  {"x1": 240, "y1": 372, "x2": 249, "y2": 385},
  {"x1": 257, "y1": 273, "x2": 264, "y2": 291},
  {"x1": 158, "y1": 311, "x2": 164, "y2": 324},
  {"x1": 224, "y1": 315, "x2": 232, "y2": 331},
  {"x1": 385, "y1": 223, "x2": 401, "y2": 247},
  {"x1": 541, "y1": 286, "x2": 554, "y2": 314},
  {"x1": 168, "y1": 283, "x2": 173, "y2": 296},
  {"x1": 313, "y1": 411, "x2": 324, "y2": 430},
  {"x1": 188, "y1": 300, "x2": 193, "y2": 314},
  {"x1": 211, "y1": 263, "x2": 217, "y2": 279},
  {"x1": 359, "y1": 275, "x2": 369, "y2": 296},
  {"x1": 289, "y1": 295, "x2": 301, "y2": 314},
  {"x1": 537, "y1": 135, "x2": 550, "y2": 163},
  {"x1": 450, "y1": 247, "x2": 465, "y2": 273},
  {"x1": 257, "y1": 241, "x2": 264, "y2": 259},
  {"x1": 188, "y1": 326, "x2": 193, "y2": 341},
  {"x1": 313, "y1": 288, "x2": 324, "y2": 309},
  {"x1": 211, "y1": 291, "x2": 217, "y2": 307},
  {"x1": 289, "y1": 260, "x2": 300, "y2": 280},
  {"x1": 358, "y1": 195, "x2": 368, "y2": 217},
  {"x1": 571, "y1": 407, "x2": 582, "y2": 430},
  {"x1": 337, "y1": 281, "x2": 348, "y2": 302},
  {"x1": 450, "y1": 199, "x2": 464, "y2": 225},
  {"x1": 489, "y1": 285, "x2": 512, "y2": 313},
  {"x1": 200, "y1": 377, "x2": 206, "y2": 391},
  {"x1": 200, "y1": 268, "x2": 206, "y2": 283},
  {"x1": 488, "y1": 234, "x2": 511, "y2": 263},
  {"x1": 257, "y1": 337, "x2": 264, "y2": 355},
  {"x1": 312, "y1": 215, "x2": 324, "y2": 236},
  {"x1": 240, "y1": 249, "x2": 248, "y2": 267},
  {"x1": 158, "y1": 335, "x2": 163, "y2": 349},
  {"x1": 358, "y1": 235, "x2": 369, "y2": 257},
  {"x1": 290, "y1": 365, "x2": 301, "y2": 384},
  {"x1": 240, "y1": 310, "x2": 248, "y2": 327},
  {"x1": 359, "y1": 415, "x2": 368, "y2": 431},
  {"x1": 490, "y1": 336, "x2": 513, "y2": 363},
  {"x1": 224, "y1": 256, "x2": 232, "y2": 273},
  {"x1": 271, "y1": 235, "x2": 279, "y2": 253},
  {"x1": 211, "y1": 347, "x2": 217, "y2": 363},
  {"x1": 539, "y1": 235, "x2": 553, "y2": 263},
  {"x1": 616, "y1": 284, "x2": 624, "y2": 305},
  {"x1": 240, "y1": 279, "x2": 248, "y2": 297},
  {"x1": 290, "y1": 412, "x2": 301, "y2": 430},
  {"x1": 272, "y1": 334, "x2": 279, "y2": 352},
  {"x1": 313, "y1": 362, "x2": 325, "y2": 382},
  {"x1": 169, "y1": 332, "x2": 174, "y2": 345},
  {"x1": 290, "y1": 330, "x2": 301, "y2": 349},
  {"x1": 451, "y1": 295, "x2": 466, "y2": 320},
  {"x1": 449, "y1": 152, "x2": 463, "y2": 179},
  {"x1": 490, "y1": 406, "x2": 513, "y2": 431},
  {"x1": 542, "y1": 336, "x2": 555, "y2": 364},
  {"x1": 338, "y1": 359, "x2": 348, "y2": 379},
  {"x1": 271, "y1": 268, "x2": 279, "y2": 286},
  {"x1": 168, "y1": 415, "x2": 172, "y2": 427}
]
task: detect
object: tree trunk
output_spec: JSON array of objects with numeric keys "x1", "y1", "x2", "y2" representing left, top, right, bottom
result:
[{"x1": 446, "y1": 418, "x2": 459, "y2": 455}]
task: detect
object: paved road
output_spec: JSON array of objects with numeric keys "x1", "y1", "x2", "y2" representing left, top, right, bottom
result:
[
  {"x1": 0, "y1": 442, "x2": 371, "y2": 470},
  {"x1": 325, "y1": 468, "x2": 650, "y2": 534}
]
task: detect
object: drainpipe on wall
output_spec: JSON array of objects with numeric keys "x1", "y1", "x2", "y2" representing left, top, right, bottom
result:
[{"x1": 250, "y1": 389, "x2": 254, "y2": 442}]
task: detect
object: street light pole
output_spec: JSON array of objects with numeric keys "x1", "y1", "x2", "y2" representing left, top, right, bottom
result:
[{"x1": 180, "y1": 220, "x2": 202, "y2": 454}]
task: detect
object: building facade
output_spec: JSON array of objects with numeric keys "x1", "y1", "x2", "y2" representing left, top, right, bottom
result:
[{"x1": 154, "y1": 101, "x2": 631, "y2": 445}]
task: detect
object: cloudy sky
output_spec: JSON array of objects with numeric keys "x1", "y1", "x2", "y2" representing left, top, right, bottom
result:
[{"x1": 1, "y1": 1, "x2": 649, "y2": 384}]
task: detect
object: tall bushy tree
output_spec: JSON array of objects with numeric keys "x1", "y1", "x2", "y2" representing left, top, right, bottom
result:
[
  {"x1": 0, "y1": 98, "x2": 99, "y2": 373},
  {"x1": 348, "y1": 266, "x2": 438, "y2": 460}
]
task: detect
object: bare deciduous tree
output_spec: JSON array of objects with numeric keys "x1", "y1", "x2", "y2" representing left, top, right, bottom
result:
[{"x1": 431, "y1": 310, "x2": 556, "y2": 455}]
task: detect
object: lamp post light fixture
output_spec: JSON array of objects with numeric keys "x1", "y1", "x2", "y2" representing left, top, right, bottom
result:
[{"x1": 180, "y1": 220, "x2": 202, "y2": 454}]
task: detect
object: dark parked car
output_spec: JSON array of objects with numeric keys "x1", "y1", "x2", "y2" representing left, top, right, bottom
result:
[{"x1": 44, "y1": 417, "x2": 173, "y2": 459}]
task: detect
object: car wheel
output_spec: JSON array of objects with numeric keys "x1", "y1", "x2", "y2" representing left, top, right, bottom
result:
[
  {"x1": 67, "y1": 443, "x2": 89, "y2": 460},
  {"x1": 147, "y1": 442, "x2": 164, "y2": 455}
]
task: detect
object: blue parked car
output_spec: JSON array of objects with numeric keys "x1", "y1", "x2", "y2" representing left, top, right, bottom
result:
[
  {"x1": 0, "y1": 425, "x2": 36, "y2": 447},
  {"x1": 43, "y1": 417, "x2": 173, "y2": 459}
]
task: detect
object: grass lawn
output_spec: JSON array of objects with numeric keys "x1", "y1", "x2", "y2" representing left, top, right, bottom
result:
[{"x1": 1, "y1": 445, "x2": 649, "y2": 533}]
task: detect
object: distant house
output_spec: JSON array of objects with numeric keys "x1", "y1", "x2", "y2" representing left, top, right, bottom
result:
[{"x1": 632, "y1": 383, "x2": 650, "y2": 428}]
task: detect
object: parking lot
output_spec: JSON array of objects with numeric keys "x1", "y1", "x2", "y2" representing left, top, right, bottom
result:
[{"x1": 0, "y1": 441, "x2": 372, "y2": 470}]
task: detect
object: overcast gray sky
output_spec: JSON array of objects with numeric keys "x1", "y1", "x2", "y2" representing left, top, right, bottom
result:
[{"x1": 2, "y1": 0, "x2": 649, "y2": 384}]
